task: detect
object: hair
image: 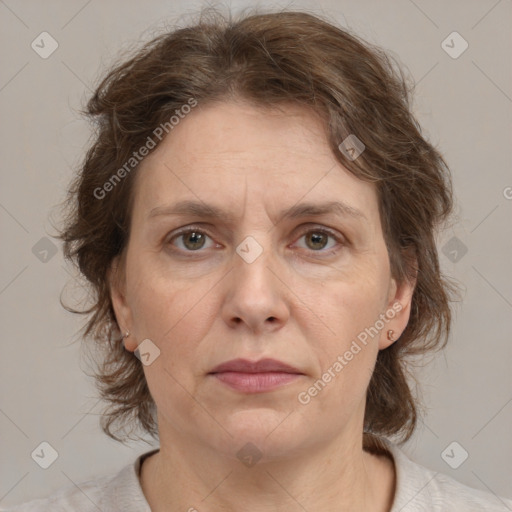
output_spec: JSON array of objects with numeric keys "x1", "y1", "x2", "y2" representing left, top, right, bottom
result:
[{"x1": 58, "y1": 7, "x2": 460, "y2": 453}]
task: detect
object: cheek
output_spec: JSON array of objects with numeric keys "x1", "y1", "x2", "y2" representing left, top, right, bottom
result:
[
  {"x1": 313, "y1": 263, "x2": 389, "y2": 340},
  {"x1": 302, "y1": 294, "x2": 380, "y2": 415},
  {"x1": 300, "y1": 262, "x2": 388, "y2": 392},
  {"x1": 125, "y1": 255, "x2": 219, "y2": 365},
  {"x1": 129, "y1": 280, "x2": 211, "y2": 344},
  {"x1": 127, "y1": 268, "x2": 216, "y2": 418}
]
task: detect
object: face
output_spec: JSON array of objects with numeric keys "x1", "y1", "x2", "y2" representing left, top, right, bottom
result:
[{"x1": 110, "y1": 100, "x2": 415, "y2": 461}]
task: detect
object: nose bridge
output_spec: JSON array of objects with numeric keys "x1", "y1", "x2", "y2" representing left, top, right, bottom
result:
[
  {"x1": 233, "y1": 230, "x2": 278, "y2": 298},
  {"x1": 221, "y1": 229, "x2": 289, "y2": 333}
]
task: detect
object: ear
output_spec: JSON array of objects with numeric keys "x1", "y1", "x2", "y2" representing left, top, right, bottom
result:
[
  {"x1": 108, "y1": 255, "x2": 137, "y2": 352},
  {"x1": 378, "y1": 249, "x2": 417, "y2": 350}
]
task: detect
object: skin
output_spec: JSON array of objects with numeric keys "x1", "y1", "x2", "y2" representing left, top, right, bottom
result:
[{"x1": 110, "y1": 99, "x2": 416, "y2": 512}]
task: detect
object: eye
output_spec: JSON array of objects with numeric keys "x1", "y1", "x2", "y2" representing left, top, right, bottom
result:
[
  {"x1": 293, "y1": 227, "x2": 343, "y2": 254},
  {"x1": 167, "y1": 227, "x2": 216, "y2": 252},
  {"x1": 166, "y1": 225, "x2": 344, "y2": 256}
]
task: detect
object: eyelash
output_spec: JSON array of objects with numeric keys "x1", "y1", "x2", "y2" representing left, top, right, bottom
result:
[{"x1": 166, "y1": 225, "x2": 345, "y2": 257}]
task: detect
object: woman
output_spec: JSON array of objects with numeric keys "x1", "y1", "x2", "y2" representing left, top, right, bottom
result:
[{"x1": 7, "y1": 8, "x2": 511, "y2": 512}]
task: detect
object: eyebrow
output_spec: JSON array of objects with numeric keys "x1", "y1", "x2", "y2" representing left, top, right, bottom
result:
[{"x1": 148, "y1": 199, "x2": 367, "y2": 224}]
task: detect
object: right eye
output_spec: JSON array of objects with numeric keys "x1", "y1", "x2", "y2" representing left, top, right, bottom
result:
[{"x1": 167, "y1": 227, "x2": 217, "y2": 252}]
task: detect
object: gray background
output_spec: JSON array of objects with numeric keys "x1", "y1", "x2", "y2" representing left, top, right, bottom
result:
[{"x1": 1, "y1": 0, "x2": 511, "y2": 507}]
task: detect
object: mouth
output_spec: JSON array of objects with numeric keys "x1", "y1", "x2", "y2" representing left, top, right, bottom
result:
[{"x1": 208, "y1": 358, "x2": 304, "y2": 393}]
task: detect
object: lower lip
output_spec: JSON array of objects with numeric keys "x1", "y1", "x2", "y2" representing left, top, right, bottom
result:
[{"x1": 211, "y1": 372, "x2": 301, "y2": 392}]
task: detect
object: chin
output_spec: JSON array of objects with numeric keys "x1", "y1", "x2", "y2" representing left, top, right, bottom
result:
[{"x1": 211, "y1": 410, "x2": 311, "y2": 462}]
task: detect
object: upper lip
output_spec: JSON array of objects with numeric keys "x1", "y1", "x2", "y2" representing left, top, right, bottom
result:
[{"x1": 209, "y1": 358, "x2": 303, "y2": 374}]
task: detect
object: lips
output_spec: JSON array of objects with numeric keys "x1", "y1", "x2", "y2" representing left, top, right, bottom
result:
[
  {"x1": 208, "y1": 358, "x2": 304, "y2": 393},
  {"x1": 209, "y1": 358, "x2": 302, "y2": 375}
]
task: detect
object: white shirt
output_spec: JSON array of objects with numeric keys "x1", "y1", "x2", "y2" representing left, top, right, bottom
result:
[{"x1": 3, "y1": 441, "x2": 511, "y2": 511}]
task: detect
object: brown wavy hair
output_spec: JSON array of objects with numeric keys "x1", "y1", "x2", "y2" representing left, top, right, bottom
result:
[{"x1": 58, "y1": 7, "x2": 460, "y2": 451}]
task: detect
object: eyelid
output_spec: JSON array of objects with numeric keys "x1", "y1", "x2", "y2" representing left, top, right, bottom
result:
[{"x1": 293, "y1": 223, "x2": 345, "y2": 241}]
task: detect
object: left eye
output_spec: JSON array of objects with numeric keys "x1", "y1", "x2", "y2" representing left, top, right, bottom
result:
[{"x1": 294, "y1": 229, "x2": 339, "y2": 252}]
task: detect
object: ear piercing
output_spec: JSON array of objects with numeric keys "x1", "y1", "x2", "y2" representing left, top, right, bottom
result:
[
  {"x1": 122, "y1": 330, "x2": 130, "y2": 339},
  {"x1": 387, "y1": 330, "x2": 396, "y2": 341}
]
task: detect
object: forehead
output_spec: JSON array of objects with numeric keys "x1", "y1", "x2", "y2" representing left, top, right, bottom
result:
[{"x1": 131, "y1": 100, "x2": 379, "y2": 225}]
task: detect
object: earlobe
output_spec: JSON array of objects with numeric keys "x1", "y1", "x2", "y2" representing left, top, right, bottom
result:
[
  {"x1": 121, "y1": 330, "x2": 136, "y2": 352},
  {"x1": 379, "y1": 266, "x2": 417, "y2": 351},
  {"x1": 386, "y1": 329, "x2": 397, "y2": 343}
]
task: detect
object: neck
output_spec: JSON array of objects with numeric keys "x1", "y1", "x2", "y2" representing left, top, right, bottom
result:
[{"x1": 140, "y1": 427, "x2": 396, "y2": 512}]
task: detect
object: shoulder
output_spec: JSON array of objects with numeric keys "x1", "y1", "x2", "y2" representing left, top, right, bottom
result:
[
  {"x1": 1, "y1": 472, "x2": 117, "y2": 512},
  {"x1": 385, "y1": 440, "x2": 512, "y2": 512},
  {"x1": 0, "y1": 450, "x2": 156, "y2": 512}
]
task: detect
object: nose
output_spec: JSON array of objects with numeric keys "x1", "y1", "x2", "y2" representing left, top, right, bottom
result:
[{"x1": 220, "y1": 237, "x2": 290, "y2": 335}]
